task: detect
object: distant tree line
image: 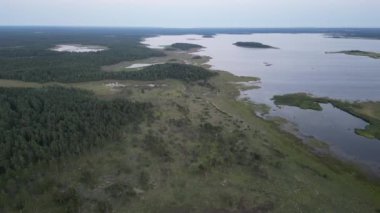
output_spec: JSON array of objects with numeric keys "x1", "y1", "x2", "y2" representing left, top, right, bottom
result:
[
  {"x1": 37, "y1": 63, "x2": 217, "y2": 82},
  {"x1": 0, "y1": 32, "x2": 164, "y2": 82},
  {"x1": 170, "y1": 43, "x2": 204, "y2": 51},
  {"x1": 106, "y1": 63, "x2": 217, "y2": 82}
]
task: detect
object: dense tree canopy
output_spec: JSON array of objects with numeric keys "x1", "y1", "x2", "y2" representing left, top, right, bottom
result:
[
  {"x1": 0, "y1": 87, "x2": 152, "y2": 176},
  {"x1": 106, "y1": 63, "x2": 217, "y2": 82},
  {"x1": 0, "y1": 30, "x2": 164, "y2": 82}
]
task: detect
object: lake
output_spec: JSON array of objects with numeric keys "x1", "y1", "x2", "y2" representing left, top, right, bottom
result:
[{"x1": 143, "y1": 33, "x2": 380, "y2": 175}]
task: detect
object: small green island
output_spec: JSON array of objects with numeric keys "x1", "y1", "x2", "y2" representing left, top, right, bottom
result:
[
  {"x1": 272, "y1": 93, "x2": 380, "y2": 140},
  {"x1": 202, "y1": 35, "x2": 214, "y2": 38},
  {"x1": 234, "y1": 42, "x2": 277, "y2": 49},
  {"x1": 169, "y1": 43, "x2": 204, "y2": 51},
  {"x1": 327, "y1": 50, "x2": 380, "y2": 59},
  {"x1": 272, "y1": 93, "x2": 325, "y2": 111}
]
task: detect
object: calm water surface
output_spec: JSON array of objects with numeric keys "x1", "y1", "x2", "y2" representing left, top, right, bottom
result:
[{"x1": 143, "y1": 34, "x2": 380, "y2": 174}]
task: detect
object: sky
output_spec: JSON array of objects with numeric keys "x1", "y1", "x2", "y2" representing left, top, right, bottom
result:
[{"x1": 1, "y1": 0, "x2": 380, "y2": 28}]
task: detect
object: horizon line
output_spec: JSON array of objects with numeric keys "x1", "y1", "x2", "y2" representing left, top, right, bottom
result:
[{"x1": 1, "y1": 25, "x2": 380, "y2": 29}]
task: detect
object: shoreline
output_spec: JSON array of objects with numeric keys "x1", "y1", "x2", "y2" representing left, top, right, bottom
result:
[
  {"x1": 272, "y1": 93, "x2": 380, "y2": 140},
  {"x1": 139, "y1": 38, "x2": 380, "y2": 179},
  {"x1": 1, "y1": 39, "x2": 378, "y2": 179}
]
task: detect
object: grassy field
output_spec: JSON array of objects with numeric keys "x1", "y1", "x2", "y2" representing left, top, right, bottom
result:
[
  {"x1": 272, "y1": 93, "x2": 380, "y2": 140},
  {"x1": 1, "y1": 71, "x2": 380, "y2": 212}
]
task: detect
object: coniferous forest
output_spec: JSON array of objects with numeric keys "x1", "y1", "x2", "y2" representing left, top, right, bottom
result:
[
  {"x1": 0, "y1": 87, "x2": 152, "y2": 189},
  {"x1": 0, "y1": 28, "x2": 163, "y2": 82}
]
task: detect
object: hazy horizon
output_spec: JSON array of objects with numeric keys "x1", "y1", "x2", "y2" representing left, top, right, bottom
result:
[{"x1": 2, "y1": 0, "x2": 380, "y2": 28}]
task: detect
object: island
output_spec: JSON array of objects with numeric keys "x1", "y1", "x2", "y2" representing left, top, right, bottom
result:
[
  {"x1": 326, "y1": 50, "x2": 380, "y2": 59},
  {"x1": 272, "y1": 93, "x2": 324, "y2": 111},
  {"x1": 272, "y1": 93, "x2": 380, "y2": 140},
  {"x1": 234, "y1": 42, "x2": 278, "y2": 49},
  {"x1": 202, "y1": 34, "x2": 214, "y2": 38},
  {"x1": 170, "y1": 43, "x2": 204, "y2": 51}
]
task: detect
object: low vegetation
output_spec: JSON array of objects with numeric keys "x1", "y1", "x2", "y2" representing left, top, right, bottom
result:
[
  {"x1": 272, "y1": 93, "x2": 380, "y2": 140},
  {"x1": 234, "y1": 42, "x2": 277, "y2": 49}
]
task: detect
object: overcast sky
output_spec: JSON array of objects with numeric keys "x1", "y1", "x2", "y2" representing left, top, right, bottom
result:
[{"x1": 1, "y1": 0, "x2": 380, "y2": 27}]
